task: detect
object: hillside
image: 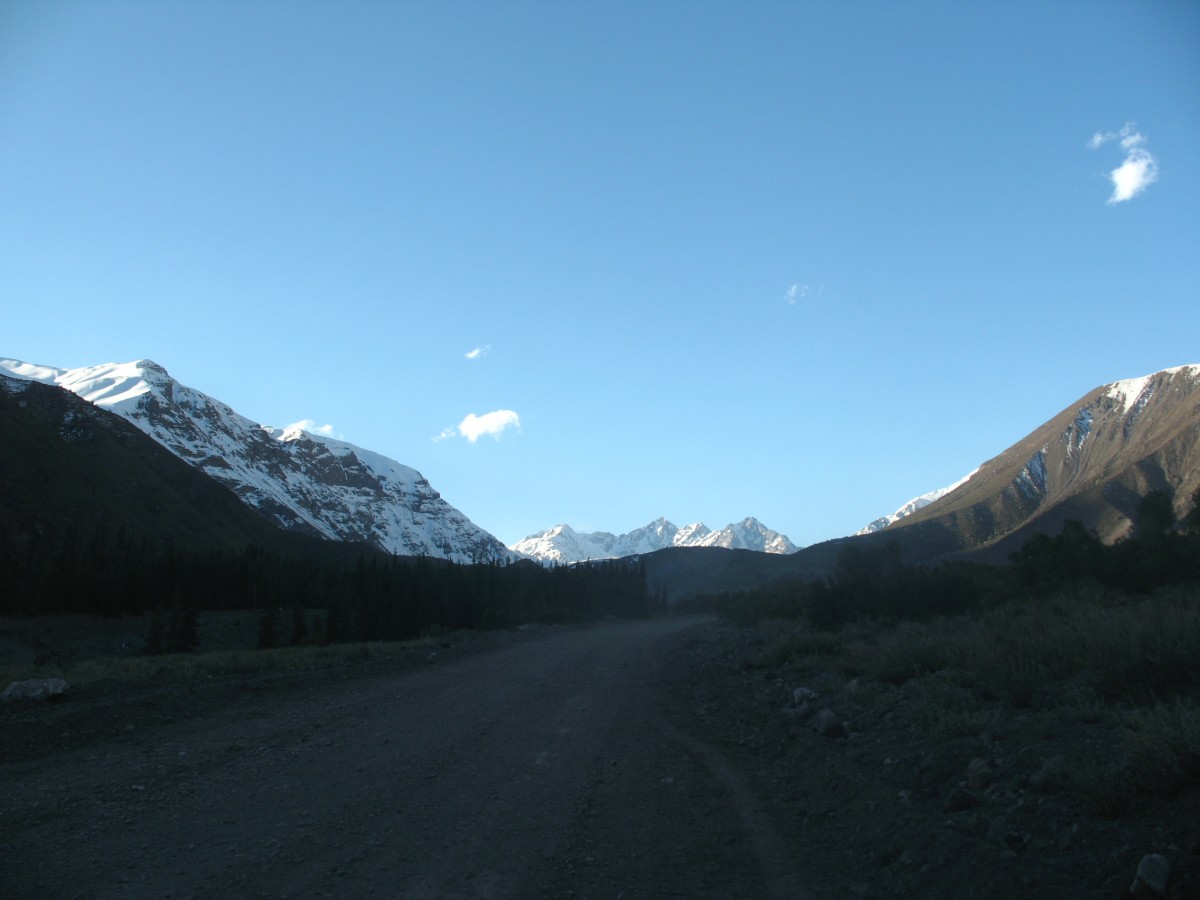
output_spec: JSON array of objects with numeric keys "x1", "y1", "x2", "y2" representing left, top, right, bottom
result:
[{"x1": 886, "y1": 364, "x2": 1200, "y2": 560}]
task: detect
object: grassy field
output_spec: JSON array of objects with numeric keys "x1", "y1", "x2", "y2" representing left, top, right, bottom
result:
[{"x1": 0, "y1": 609, "x2": 445, "y2": 691}]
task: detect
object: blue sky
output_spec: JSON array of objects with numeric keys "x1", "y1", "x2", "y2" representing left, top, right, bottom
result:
[{"x1": 3, "y1": 1, "x2": 1198, "y2": 548}]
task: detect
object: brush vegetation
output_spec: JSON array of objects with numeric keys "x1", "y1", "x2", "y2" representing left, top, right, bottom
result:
[{"x1": 701, "y1": 490, "x2": 1200, "y2": 816}]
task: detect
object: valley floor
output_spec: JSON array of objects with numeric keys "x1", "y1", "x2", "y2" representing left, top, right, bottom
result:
[{"x1": 1, "y1": 616, "x2": 1196, "y2": 898}]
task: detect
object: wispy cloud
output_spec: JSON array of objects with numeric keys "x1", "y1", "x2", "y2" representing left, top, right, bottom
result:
[
  {"x1": 1088, "y1": 123, "x2": 1158, "y2": 204},
  {"x1": 785, "y1": 283, "x2": 823, "y2": 304},
  {"x1": 465, "y1": 345, "x2": 491, "y2": 360},
  {"x1": 284, "y1": 418, "x2": 337, "y2": 438},
  {"x1": 435, "y1": 409, "x2": 521, "y2": 443}
]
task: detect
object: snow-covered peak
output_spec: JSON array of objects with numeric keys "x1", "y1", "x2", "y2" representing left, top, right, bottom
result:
[
  {"x1": 0, "y1": 358, "x2": 169, "y2": 411},
  {"x1": 512, "y1": 516, "x2": 798, "y2": 564},
  {"x1": 1104, "y1": 365, "x2": 1199, "y2": 415},
  {"x1": 690, "y1": 517, "x2": 798, "y2": 553},
  {"x1": 674, "y1": 522, "x2": 712, "y2": 544}
]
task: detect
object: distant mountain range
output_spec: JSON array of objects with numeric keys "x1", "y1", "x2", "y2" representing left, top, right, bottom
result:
[
  {"x1": 511, "y1": 516, "x2": 797, "y2": 564},
  {"x1": 0, "y1": 358, "x2": 511, "y2": 564},
  {"x1": 3, "y1": 355, "x2": 1195, "y2": 598}
]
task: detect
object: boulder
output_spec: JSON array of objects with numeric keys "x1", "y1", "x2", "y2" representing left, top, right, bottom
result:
[
  {"x1": 793, "y1": 686, "x2": 817, "y2": 705},
  {"x1": 1, "y1": 677, "x2": 68, "y2": 703},
  {"x1": 815, "y1": 708, "x2": 844, "y2": 737},
  {"x1": 1029, "y1": 755, "x2": 1067, "y2": 793},
  {"x1": 964, "y1": 758, "x2": 994, "y2": 790},
  {"x1": 943, "y1": 785, "x2": 982, "y2": 813},
  {"x1": 1130, "y1": 854, "x2": 1170, "y2": 897}
]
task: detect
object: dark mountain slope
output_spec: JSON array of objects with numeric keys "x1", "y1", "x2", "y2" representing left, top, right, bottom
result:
[{"x1": 0, "y1": 374, "x2": 321, "y2": 553}]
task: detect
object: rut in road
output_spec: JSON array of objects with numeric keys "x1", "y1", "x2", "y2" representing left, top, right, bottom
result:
[{"x1": 2, "y1": 618, "x2": 807, "y2": 899}]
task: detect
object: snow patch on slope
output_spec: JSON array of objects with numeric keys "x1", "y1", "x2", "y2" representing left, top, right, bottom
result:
[{"x1": 1104, "y1": 365, "x2": 1199, "y2": 415}]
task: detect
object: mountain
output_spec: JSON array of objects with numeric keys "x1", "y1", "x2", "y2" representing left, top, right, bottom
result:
[
  {"x1": 879, "y1": 364, "x2": 1200, "y2": 560},
  {"x1": 856, "y1": 468, "x2": 980, "y2": 535},
  {"x1": 0, "y1": 358, "x2": 512, "y2": 564},
  {"x1": 0, "y1": 372, "x2": 321, "y2": 553},
  {"x1": 511, "y1": 516, "x2": 798, "y2": 564},
  {"x1": 642, "y1": 364, "x2": 1200, "y2": 602}
]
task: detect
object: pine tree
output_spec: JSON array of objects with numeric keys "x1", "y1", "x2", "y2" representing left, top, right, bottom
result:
[
  {"x1": 290, "y1": 605, "x2": 308, "y2": 646},
  {"x1": 257, "y1": 607, "x2": 278, "y2": 649}
]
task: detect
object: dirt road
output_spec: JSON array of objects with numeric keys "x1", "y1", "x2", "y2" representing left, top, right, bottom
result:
[{"x1": 2, "y1": 618, "x2": 807, "y2": 899}]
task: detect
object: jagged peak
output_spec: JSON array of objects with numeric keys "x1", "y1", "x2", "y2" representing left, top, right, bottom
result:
[{"x1": 511, "y1": 516, "x2": 797, "y2": 563}]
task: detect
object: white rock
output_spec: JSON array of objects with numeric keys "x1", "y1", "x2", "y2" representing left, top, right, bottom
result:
[
  {"x1": 1130, "y1": 854, "x2": 1170, "y2": 897},
  {"x1": 793, "y1": 686, "x2": 817, "y2": 705},
  {"x1": 1, "y1": 677, "x2": 68, "y2": 702}
]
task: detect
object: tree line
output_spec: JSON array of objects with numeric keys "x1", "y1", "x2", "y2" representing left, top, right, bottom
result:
[{"x1": 0, "y1": 521, "x2": 664, "y2": 648}]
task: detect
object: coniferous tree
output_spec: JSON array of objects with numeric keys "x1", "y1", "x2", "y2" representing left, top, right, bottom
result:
[
  {"x1": 257, "y1": 606, "x2": 279, "y2": 649},
  {"x1": 290, "y1": 605, "x2": 308, "y2": 646}
]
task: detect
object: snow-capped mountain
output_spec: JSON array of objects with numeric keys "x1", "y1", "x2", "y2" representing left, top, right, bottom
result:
[
  {"x1": 879, "y1": 364, "x2": 1200, "y2": 552},
  {"x1": 0, "y1": 358, "x2": 512, "y2": 564},
  {"x1": 856, "y1": 468, "x2": 980, "y2": 534},
  {"x1": 511, "y1": 516, "x2": 797, "y2": 564}
]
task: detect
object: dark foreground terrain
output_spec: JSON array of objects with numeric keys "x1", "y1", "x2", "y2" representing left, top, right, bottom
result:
[
  {"x1": 2, "y1": 616, "x2": 1196, "y2": 898},
  {"x1": 2, "y1": 618, "x2": 807, "y2": 899}
]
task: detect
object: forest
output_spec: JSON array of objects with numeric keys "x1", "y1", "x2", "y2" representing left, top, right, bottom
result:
[{"x1": 0, "y1": 520, "x2": 663, "y2": 650}]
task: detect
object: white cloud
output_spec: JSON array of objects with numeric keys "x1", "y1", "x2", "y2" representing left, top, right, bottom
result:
[
  {"x1": 465, "y1": 345, "x2": 491, "y2": 360},
  {"x1": 785, "y1": 283, "x2": 823, "y2": 304},
  {"x1": 435, "y1": 409, "x2": 521, "y2": 443},
  {"x1": 1088, "y1": 123, "x2": 1158, "y2": 204},
  {"x1": 284, "y1": 418, "x2": 336, "y2": 438},
  {"x1": 1108, "y1": 149, "x2": 1158, "y2": 203}
]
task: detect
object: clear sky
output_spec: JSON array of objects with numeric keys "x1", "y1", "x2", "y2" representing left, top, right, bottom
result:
[{"x1": 3, "y1": 1, "x2": 1198, "y2": 548}]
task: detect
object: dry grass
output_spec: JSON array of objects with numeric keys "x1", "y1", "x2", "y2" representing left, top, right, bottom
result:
[{"x1": 0, "y1": 637, "x2": 438, "y2": 691}]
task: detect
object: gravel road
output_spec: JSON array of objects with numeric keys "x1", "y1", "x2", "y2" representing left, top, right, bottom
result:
[{"x1": 2, "y1": 618, "x2": 808, "y2": 899}]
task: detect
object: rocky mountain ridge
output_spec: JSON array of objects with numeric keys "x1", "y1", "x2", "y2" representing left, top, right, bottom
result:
[
  {"x1": 511, "y1": 516, "x2": 798, "y2": 564},
  {"x1": 0, "y1": 358, "x2": 512, "y2": 564}
]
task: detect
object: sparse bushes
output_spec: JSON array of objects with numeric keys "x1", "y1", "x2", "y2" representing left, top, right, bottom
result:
[
  {"x1": 712, "y1": 545, "x2": 989, "y2": 630},
  {"x1": 1082, "y1": 700, "x2": 1200, "y2": 816},
  {"x1": 742, "y1": 581, "x2": 1200, "y2": 816}
]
